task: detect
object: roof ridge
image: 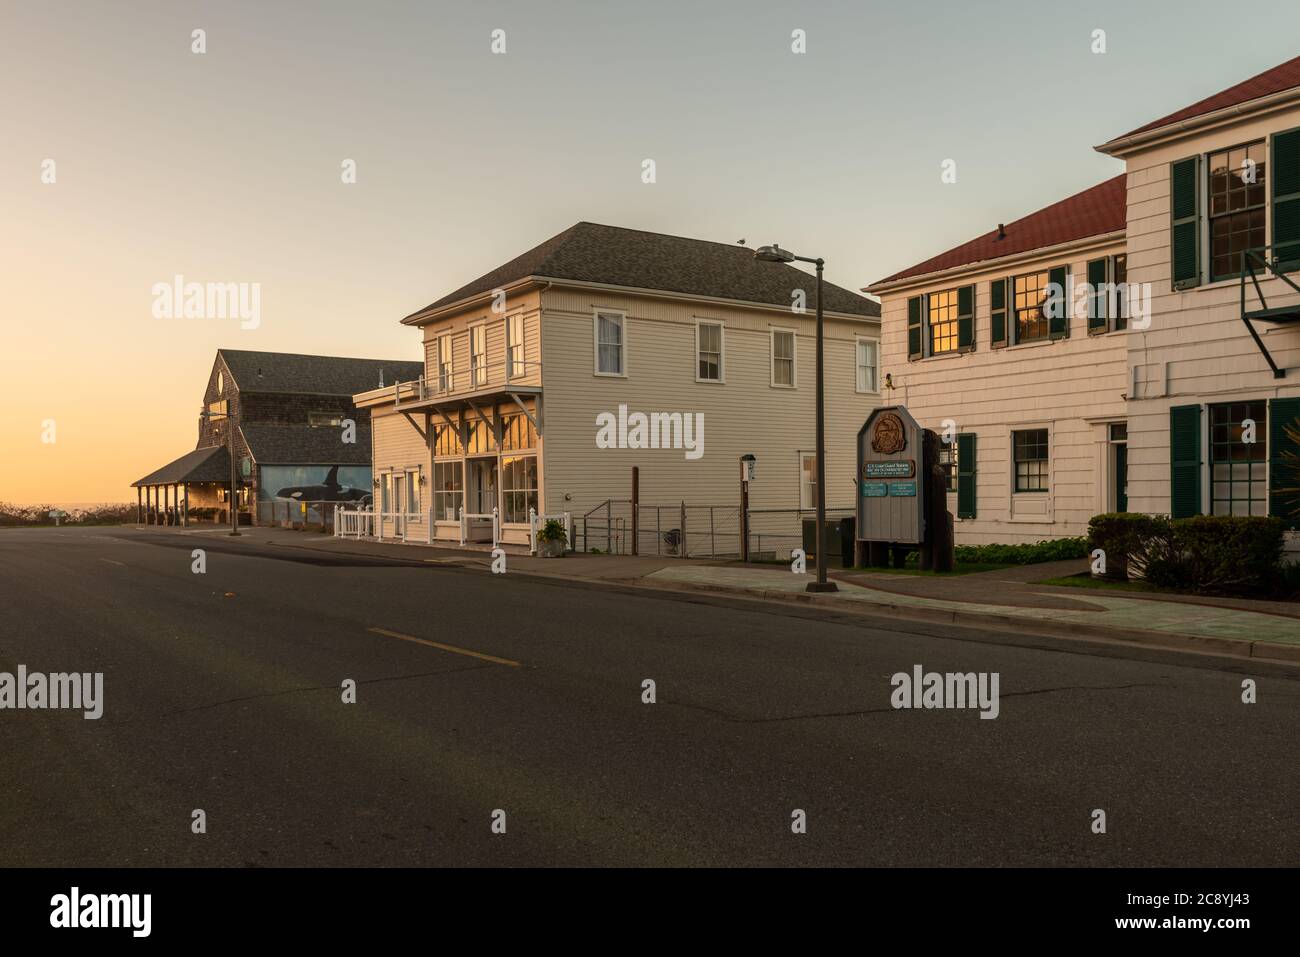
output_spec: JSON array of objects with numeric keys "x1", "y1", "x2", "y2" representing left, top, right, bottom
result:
[{"x1": 870, "y1": 174, "x2": 1126, "y2": 287}]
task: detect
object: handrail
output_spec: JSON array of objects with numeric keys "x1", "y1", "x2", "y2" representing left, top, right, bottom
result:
[
  {"x1": 1239, "y1": 240, "x2": 1300, "y2": 380},
  {"x1": 390, "y1": 359, "x2": 543, "y2": 405}
]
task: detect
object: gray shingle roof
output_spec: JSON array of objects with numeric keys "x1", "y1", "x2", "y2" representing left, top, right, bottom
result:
[
  {"x1": 133, "y1": 445, "x2": 230, "y2": 487},
  {"x1": 404, "y1": 223, "x2": 880, "y2": 320},
  {"x1": 241, "y1": 423, "x2": 374, "y2": 466},
  {"x1": 219, "y1": 350, "x2": 423, "y2": 395}
]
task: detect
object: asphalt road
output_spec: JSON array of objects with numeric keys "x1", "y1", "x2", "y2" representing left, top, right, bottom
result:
[{"x1": 0, "y1": 526, "x2": 1296, "y2": 867}]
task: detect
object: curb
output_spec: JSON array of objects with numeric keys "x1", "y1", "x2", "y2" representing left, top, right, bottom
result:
[
  {"x1": 636, "y1": 578, "x2": 1300, "y2": 666},
  {"x1": 170, "y1": 529, "x2": 1300, "y2": 667}
]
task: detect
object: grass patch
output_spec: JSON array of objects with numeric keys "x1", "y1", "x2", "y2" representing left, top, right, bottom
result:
[
  {"x1": 852, "y1": 562, "x2": 1015, "y2": 576},
  {"x1": 1036, "y1": 573, "x2": 1157, "y2": 592}
]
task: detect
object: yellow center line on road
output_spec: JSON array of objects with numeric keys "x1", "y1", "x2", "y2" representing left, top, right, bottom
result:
[{"x1": 366, "y1": 627, "x2": 522, "y2": 668}]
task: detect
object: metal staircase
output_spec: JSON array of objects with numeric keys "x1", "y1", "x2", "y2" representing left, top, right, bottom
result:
[{"x1": 1240, "y1": 240, "x2": 1300, "y2": 378}]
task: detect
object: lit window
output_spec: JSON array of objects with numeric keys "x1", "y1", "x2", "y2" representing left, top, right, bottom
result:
[
  {"x1": 928, "y1": 289, "x2": 959, "y2": 354},
  {"x1": 1013, "y1": 272, "x2": 1050, "y2": 343}
]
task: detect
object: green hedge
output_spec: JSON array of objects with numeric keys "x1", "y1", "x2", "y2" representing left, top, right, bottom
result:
[
  {"x1": 904, "y1": 537, "x2": 1088, "y2": 567},
  {"x1": 1086, "y1": 513, "x2": 1155, "y2": 580},
  {"x1": 1089, "y1": 512, "x2": 1286, "y2": 595}
]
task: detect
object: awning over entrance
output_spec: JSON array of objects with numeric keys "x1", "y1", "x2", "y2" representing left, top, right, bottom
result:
[{"x1": 132, "y1": 445, "x2": 230, "y2": 487}]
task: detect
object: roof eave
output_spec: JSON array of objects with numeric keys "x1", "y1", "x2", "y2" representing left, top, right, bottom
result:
[
  {"x1": 865, "y1": 229, "x2": 1126, "y2": 297},
  {"x1": 1096, "y1": 85, "x2": 1300, "y2": 157},
  {"x1": 400, "y1": 277, "x2": 545, "y2": 326},
  {"x1": 532, "y1": 275, "x2": 879, "y2": 323}
]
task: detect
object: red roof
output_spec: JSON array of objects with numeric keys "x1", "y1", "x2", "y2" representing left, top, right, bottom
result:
[
  {"x1": 871, "y1": 175, "x2": 1127, "y2": 286},
  {"x1": 1117, "y1": 54, "x2": 1300, "y2": 140}
]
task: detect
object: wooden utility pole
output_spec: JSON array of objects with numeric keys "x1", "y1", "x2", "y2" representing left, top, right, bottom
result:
[{"x1": 631, "y1": 466, "x2": 639, "y2": 556}]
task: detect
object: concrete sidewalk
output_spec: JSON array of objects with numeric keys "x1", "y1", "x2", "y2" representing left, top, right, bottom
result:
[{"x1": 165, "y1": 525, "x2": 1300, "y2": 663}]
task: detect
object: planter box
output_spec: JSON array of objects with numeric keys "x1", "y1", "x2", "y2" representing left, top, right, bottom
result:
[{"x1": 537, "y1": 538, "x2": 566, "y2": 558}]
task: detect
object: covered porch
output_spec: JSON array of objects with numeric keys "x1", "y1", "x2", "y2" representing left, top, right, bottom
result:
[
  {"x1": 131, "y1": 445, "x2": 245, "y2": 527},
  {"x1": 357, "y1": 378, "x2": 544, "y2": 548}
]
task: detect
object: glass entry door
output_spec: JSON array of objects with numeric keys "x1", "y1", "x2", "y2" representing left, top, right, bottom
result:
[
  {"x1": 391, "y1": 472, "x2": 406, "y2": 535},
  {"x1": 466, "y1": 458, "x2": 498, "y2": 541}
]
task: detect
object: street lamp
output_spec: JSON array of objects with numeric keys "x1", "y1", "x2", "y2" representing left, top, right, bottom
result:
[
  {"x1": 200, "y1": 406, "x2": 242, "y2": 537},
  {"x1": 754, "y1": 244, "x2": 837, "y2": 592}
]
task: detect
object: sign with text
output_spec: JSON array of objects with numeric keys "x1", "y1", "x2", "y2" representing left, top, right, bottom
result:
[
  {"x1": 856, "y1": 406, "x2": 926, "y2": 544},
  {"x1": 863, "y1": 460, "x2": 915, "y2": 478}
]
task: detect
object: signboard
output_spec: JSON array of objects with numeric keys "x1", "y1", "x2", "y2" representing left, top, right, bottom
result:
[
  {"x1": 864, "y1": 461, "x2": 915, "y2": 478},
  {"x1": 241, "y1": 456, "x2": 253, "y2": 478},
  {"x1": 856, "y1": 406, "x2": 927, "y2": 544}
]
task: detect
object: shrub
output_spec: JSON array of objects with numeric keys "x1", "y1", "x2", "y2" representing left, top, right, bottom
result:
[
  {"x1": 1141, "y1": 515, "x2": 1286, "y2": 595},
  {"x1": 1087, "y1": 513, "x2": 1161, "y2": 580},
  {"x1": 900, "y1": 537, "x2": 1087, "y2": 568},
  {"x1": 952, "y1": 537, "x2": 1089, "y2": 566},
  {"x1": 537, "y1": 519, "x2": 567, "y2": 544}
]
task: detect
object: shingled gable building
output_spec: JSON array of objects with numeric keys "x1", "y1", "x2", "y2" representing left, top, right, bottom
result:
[
  {"x1": 133, "y1": 349, "x2": 422, "y2": 526},
  {"x1": 354, "y1": 222, "x2": 881, "y2": 548},
  {"x1": 867, "y1": 54, "x2": 1300, "y2": 544}
]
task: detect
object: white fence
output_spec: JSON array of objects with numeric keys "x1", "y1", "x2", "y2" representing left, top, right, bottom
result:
[{"x1": 528, "y1": 508, "x2": 573, "y2": 555}]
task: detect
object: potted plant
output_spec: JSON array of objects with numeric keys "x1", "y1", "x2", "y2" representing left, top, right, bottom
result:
[{"x1": 536, "y1": 518, "x2": 567, "y2": 558}]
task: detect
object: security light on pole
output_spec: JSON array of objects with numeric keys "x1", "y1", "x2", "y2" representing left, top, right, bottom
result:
[{"x1": 752, "y1": 242, "x2": 837, "y2": 592}]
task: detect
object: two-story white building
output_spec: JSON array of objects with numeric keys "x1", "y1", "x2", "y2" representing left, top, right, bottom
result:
[
  {"x1": 356, "y1": 222, "x2": 881, "y2": 551},
  {"x1": 867, "y1": 54, "x2": 1300, "y2": 544}
]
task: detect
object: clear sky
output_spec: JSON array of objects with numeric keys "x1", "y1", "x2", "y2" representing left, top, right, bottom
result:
[{"x1": 3, "y1": 1, "x2": 1299, "y2": 503}]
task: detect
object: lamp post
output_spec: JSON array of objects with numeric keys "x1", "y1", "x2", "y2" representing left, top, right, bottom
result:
[
  {"x1": 200, "y1": 406, "x2": 241, "y2": 536},
  {"x1": 753, "y1": 244, "x2": 837, "y2": 592}
]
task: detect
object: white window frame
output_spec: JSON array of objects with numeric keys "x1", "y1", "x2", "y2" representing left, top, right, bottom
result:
[
  {"x1": 593, "y1": 309, "x2": 627, "y2": 378},
  {"x1": 855, "y1": 336, "x2": 879, "y2": 393},
  {"x1": 469, "y1": 322, "x2": 487, "y2": 388},
  {"x1": 437, "y1": 335, "x2": 453, "y2": 392},
  {"x1": 798, "y1": 451, "x2": 818, "y2": 510},
  {"x1": 404, "y1": 467, "x2": 421, "y2": 518},
  {"x1": 1011, "y1": 426, "x2": 1051, "y2": 494},
  {"x1": 770, "y1": 327, "x2": 797, "y2": 388},
  {"x1": 506, "y1": 313, "x2": 525, "y2": 379},
  {"x1": 694, "y1": 318, "x2": 725, "y2": 383}
]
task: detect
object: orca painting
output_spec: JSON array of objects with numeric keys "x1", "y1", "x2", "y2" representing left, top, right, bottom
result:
[{"x1": 263, "y1": 465, "x2": 373, "y2": 505}]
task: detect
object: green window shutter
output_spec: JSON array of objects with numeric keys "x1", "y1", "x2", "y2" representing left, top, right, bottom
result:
[
  {"x1": 907, "y1": 296, "x2": 922, "y2": 360},
  {"x1": 990, "y1": 279, "x2": 1007, "y2": 348},
  {"x1": 1086, "y1": 258, "x2": 1108, "y2": 333},
  {"x1": 956, "y1": 432, "x2": 977, "y2": 519},
  {"x1": 1268, "y1": 397, "x2": 1300, "y2": 524},
  {"x1": 957, "y1": 284, "x2": 974, "y2": 350},
  {"x1": 1169, "y1": 404, "x2": 1203, "y2": 519},
  {"x1": 1048, "y1": 265, "x2": 1069, "y2": 338},
  {"x1": 1170, "y1": 156, "x2": 1201, "y2": 290},
  {"x1": 1272, "y1": 127, "x2": 1300, "y2": 273}
]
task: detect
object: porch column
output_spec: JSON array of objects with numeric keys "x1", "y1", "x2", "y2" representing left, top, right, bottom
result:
[
  {"x1": 147, "y1": 486, "x2": 153, "y2": 524},
  {"x1": 165, "y1": 484, "x2": 172, "y2": 525},
  {"x1": 136, "y1": 487, "x2": 142, "y2": 525},
  {"x1": 182, "y1": 484, "x2": 189, "y2": 527}
]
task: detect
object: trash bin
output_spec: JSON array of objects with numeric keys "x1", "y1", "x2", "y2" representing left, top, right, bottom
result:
[
  {"x1": 802, "y1": 518, "x2": 845, "y2": 564},
  {"x1": 839, "y1": 516, "x2": 855, "y2": 568}
]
